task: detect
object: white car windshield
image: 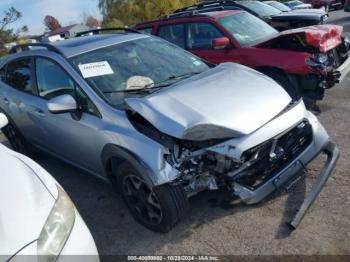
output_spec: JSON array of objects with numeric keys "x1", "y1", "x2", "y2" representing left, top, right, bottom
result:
[
  {"x1": 70, "y1": 37, "x2": 209, "y2": 106},
  {"x1": 267, "y1": 1, "x2": 292, "y2": 11},
  {"x1": 218, "y1": 12, "x2": 278, "y2": 46},
  {"x1": 239, "y1": 1, "x2": 282, "y2": 17}
]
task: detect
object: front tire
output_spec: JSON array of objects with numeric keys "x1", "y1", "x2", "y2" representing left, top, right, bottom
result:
[
  {"x1": 116, "y1": 162, "x2": 189, "y2": 233},
  {"x1": 261, "y1": 69, "x2": 301, "y2": 101}
]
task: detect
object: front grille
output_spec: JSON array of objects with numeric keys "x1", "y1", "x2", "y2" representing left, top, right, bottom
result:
[{"x1": 236, "y1": 121, "x2": 313, "y2": 190}]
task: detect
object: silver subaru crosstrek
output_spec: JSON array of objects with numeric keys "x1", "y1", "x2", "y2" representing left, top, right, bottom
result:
[{"x1": 0, "y1": 29, "x2": 339, "y2": 232}]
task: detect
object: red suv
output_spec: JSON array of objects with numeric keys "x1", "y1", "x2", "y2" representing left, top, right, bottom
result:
[
  {"x1": 306, "y1": 0, "x2": 343, "y2": 9},
  {"x1": 135, "y1": 10, "x2": 350, "y2": 105}
]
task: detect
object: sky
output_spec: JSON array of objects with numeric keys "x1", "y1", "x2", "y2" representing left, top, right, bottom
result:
[{"x1": 0, "y1": 0, "x2": 102, "y2": 35}]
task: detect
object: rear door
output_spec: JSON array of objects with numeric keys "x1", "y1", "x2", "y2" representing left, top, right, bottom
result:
[{"x1": 0, "y1": 57, "x2": 46, "y2": 145}]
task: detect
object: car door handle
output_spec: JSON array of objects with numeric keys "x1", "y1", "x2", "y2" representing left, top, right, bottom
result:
[
  {"x1": 3, "y1": 98, "x2": 9, "y2": 105},
  {"x1": 34, "y1": 109, "x2": 45, "y2": 117}
]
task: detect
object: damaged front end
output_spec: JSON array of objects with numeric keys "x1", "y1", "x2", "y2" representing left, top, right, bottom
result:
[
  {"x1": 167, "y1": 119, "x2": 313, "y2": 199},
  {"x1": 259, "y1": 25, "x2": 350, "y2": 99},
  {"x1": 125, "y1": 63, "x2": 339, "y2": 228},
  {"x1": 128, "y1": 101, "x2": 338, "y2": 230}
]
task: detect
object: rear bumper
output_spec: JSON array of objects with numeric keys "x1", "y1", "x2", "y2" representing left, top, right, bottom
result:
[{"x1": 232, "y1": 114, "x2": 339, "y2": 228}]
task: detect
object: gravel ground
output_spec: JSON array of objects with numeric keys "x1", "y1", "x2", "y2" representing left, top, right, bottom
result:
[{"x1": 1, "y1": 10, "x2": 350, "y2": 257}]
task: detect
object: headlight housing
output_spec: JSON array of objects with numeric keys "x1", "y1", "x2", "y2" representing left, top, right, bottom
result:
[
  {"x1": 306, "y1": 53, "x2": 330, "y2": 67},
  {"x1": 37, "y1": 186, "x2": 75, "y2": 262}
]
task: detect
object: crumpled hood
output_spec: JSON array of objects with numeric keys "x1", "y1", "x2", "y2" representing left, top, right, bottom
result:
[
  {"x1": 125, "y1": 63, "x2": 291, "y2": 141},
  {"x1": 258, "y1": 24, "x2": 343, "y2": 53}
]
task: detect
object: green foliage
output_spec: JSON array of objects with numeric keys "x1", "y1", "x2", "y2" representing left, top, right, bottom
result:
[
  {"x1": 100, "y1": 0, "x2": 198, "y2": 27},
  {"x1": 0, "y1": 7, "x2": 26, "y2": 57}
]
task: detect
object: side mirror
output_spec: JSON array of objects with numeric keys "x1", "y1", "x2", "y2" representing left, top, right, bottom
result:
[
  {"x1": 47, "y1": 94, "x2": 77, "y2": 114},
  {"x1": 0, "y1": 113, "x2": 8, "y2": 129},
  {"x1": 212, "y1": 37, "x2": 230, "y2": 50}
]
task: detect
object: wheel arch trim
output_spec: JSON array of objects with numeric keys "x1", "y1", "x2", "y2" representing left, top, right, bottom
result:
[{"x1": 101, "y1": 143, "x2": 156, "y2": 187}]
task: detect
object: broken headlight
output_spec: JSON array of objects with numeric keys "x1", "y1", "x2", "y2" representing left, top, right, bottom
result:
[
  {"x1": 37, "y1": 186, "x2": 75, "y2": 262},
  {"x1": 307, "y1": 53, "x2": 330, "y2": 67}
]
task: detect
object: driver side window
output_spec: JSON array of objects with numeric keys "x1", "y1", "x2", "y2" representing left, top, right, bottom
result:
[
  {"x1": 36, "y1": 58, "x2": 75, "y2": 99},
  {"x1": 35, "y1": 58, "x2": 99, "y2": 116},
  {"x1": 187, "y1": 22, "x2": 224, "y2": 50}
]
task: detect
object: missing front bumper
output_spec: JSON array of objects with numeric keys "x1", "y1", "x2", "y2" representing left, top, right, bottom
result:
[
  {"x1": 232, "y1": 141, "x2": 339, "y2": 229},
  {"x1": 288, "y1": 141, "x2": 339, "y2": 229}
]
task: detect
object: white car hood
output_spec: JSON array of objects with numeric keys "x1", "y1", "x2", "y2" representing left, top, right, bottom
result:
[
  {"x1": 125, "y1": 63, "x2": 292, "y2": 141},
  {"x1": 0, "y1": 144, "x2": 56, "y2": 258}
]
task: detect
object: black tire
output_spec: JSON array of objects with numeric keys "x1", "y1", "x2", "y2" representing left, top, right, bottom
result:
[
  {"x1": 262, "y1": 69, "x2": 300, "y2": 101},
  {"x1": 303, "y1": 98, "x2": 321, "y2": 114},
  {"x1": 1, "y1": 121, "x2": 28, "y2": 154},
  {"x1": 116, "y1": 161, "x2": 189, "y2": 233}
]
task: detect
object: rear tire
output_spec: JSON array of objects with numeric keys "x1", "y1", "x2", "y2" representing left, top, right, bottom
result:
[
  {"x1": 116, "y1": 161, "x2": 189, "y2": 233},
  {"x1": 1, "y1": 121, "x2": 28, "y2": 154},
  {"x1": 261, "y1": 69, "x2": 301, "y2": 101}
]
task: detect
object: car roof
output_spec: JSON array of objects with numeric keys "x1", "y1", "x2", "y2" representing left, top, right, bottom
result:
[
  {"x1": 9, "y1": 33, "x2": 149, "y2": 59},
  {"x1": 137, "y1": 10, "x2": 243, "y2": 27},
  {"x1": 51, "y1": 33, "x2": 149, "y2": 58}
]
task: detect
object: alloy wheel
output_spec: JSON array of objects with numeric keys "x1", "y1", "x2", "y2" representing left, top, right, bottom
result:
[{"x1": 122, "y1": 174, "x2": 163, "y2": 226}]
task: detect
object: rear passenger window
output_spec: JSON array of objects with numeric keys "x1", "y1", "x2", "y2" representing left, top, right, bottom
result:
[
  {"x1": 157, "y1": 24, "x2": 185, "y2": 48},
  {"x1": 138, "y1": 28, "x2": 152, "y2": 35},
  {"x1": 187, "y1": 23, "x2": 224, "y2": 49},
  {"x1": 5, "y1": 58, "x2": 34, "y2": 94}
]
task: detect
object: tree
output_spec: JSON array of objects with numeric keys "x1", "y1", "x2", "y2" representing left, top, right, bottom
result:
[
  {"x1": 85, "y1": 16, "x2": 100, "y2": 28},
  {"x1": 99, "y1": 0, "x2": 198, "y2": 27},
  {"x1": 0, "y1": 7, "x2": 21, "y2": 31},
  {"x1": 43, "y1": 15, "x2": 61, "y2": 31},
  {"x1": 0, "y1": 7, "x2": 27, "y2": 56}
]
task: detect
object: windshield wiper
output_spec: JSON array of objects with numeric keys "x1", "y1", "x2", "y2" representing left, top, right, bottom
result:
[{"x1": 103, "y1": 72, "x2": 202, "y2": 94}]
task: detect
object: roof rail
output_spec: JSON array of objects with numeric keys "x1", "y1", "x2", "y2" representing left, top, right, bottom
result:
[
  {"x1": 174, "y1": 0, "x2": 231, "y2": 13},
  {"x1": 76, "y1": 27, "x2": 141, "y2": 37},
  {"x1": 9, "y1": 43, "x2": 64, "y2": 56},
  {"x1": 168, "y1": 5, "x2": 224, "y2": 18}
]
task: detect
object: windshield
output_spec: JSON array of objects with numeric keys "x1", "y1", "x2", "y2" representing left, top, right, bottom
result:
[
  {"x1": 286, "y1": 1, "x2": 304, "y2": 7},
  {"x1": 239, "y1": 1, "x2": 282, "y2": 17},
  {"x1": 218, "y1": 13, "x2": 278, "y2": 46},
  {"x1": 267, "y1": 1, "x2": 291, "y2": 11},
  {"x1": 70, "y1": 37, "x2": 209, "y2": 106}
]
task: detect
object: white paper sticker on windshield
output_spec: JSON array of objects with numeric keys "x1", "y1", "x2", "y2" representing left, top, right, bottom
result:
[{"x1": 78, "y1": 61, "x2": 114, "y2": 78}]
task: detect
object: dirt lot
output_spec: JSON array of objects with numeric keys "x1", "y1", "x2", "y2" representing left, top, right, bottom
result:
[{"x1": 1, "y1": 10, "x2": 350, "y2": 257}]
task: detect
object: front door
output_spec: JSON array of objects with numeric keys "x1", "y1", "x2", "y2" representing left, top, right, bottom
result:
[{"x1": 32, "y1": 57, "x2": 102, "y2": 172}]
